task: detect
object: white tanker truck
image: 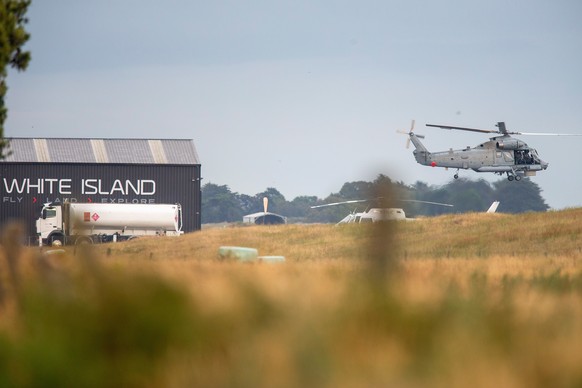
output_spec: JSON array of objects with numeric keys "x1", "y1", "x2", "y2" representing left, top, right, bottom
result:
[{"x1": 36, "y1": 202, "x2": 183, "y2": 246}]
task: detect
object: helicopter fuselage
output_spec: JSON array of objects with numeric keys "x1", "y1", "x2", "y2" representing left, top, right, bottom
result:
[
  {"x1": 410, "y1": 133, "x2": 549, "y2": 179},
  {"x1": 337, "y1": 208, "x2": 410, "y2": 224}
]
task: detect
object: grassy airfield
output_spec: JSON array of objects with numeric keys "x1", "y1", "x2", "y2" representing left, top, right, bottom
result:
[{"x1": 1, "y1": 208, "x2": 582, "y2": 387}]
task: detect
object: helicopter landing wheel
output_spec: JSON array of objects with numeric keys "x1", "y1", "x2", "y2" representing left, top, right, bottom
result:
[
  {"x1": 454, "y1": 174, "x2": 459, "y2": 179},
  {"x1": 515, "y1": 175, "x2": 521, "y2": 181},
  {"x1": 507, "y1": 175, "x2": 514, "y2": 181}
]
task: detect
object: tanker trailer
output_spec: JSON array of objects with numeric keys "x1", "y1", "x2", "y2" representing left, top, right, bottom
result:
[{"x1": 36, "y1": 202, "x2": 183, "y2": 246}]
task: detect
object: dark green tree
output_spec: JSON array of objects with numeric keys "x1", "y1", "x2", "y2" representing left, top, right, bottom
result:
[
  {"x1": 200, "y1": 175, "x2": 550, "y2": 224},
  {"x1": 201, "y1": 183, "x2": 244, "y2": 223},
  {"x1": 410, "y1": 181, "x2": 454, "y2": 216},
  {"x1": 0, "y1": 0, "x2": 31, "y2": 158},
  {"x1": 410, "y1": 177, "x2": 547, "y2": 216},
  {"x1": 447, "y1": 178, "x2": 494, "y2": 213},
  {"x1": 255, "y1": 187, "x2": 286, "y2": 213},
  {"x1": 286, "y1": 195, "x2": 319, "y2": 220},
  {"x1": 493, "y1": 178, "x2": 549, "y2": 213},
  {"x1": 309, "y1": 193, "x2": 352, "y2": 223},
  {"x1": 237, "y1": 193, "x2": 258, "y2": 215},
  {"x1": 337, "y1": 180, "x2": 374, "y2": 199}
]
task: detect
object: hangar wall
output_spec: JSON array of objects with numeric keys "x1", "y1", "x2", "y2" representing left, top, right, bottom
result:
[{"x1": 0, "y1": 138, "x2": 202, "y2": 243}]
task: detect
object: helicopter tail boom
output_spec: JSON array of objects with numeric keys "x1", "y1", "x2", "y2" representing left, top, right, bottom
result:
[{"x1": 409, "y1": 133, "x2": 432, "y2": 165}]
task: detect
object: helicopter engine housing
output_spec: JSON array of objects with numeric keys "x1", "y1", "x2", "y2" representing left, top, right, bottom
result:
[{"x1": 496, "y1": 139, "x2": 526, "y2": 150}]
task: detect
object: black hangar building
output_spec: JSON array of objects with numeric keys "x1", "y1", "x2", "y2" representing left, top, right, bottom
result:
[{"x1": 0, "y1": 138, "x2": 202, "y2": 243}]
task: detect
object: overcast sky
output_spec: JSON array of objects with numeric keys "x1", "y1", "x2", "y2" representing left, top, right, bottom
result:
[{"x1": 5, "y1": 1, "x2": 582, "y2": 209}]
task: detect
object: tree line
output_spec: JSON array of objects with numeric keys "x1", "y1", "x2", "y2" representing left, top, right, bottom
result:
[
  {"x1": 1, "y1": 0, "x2": 31, "y2": 159},
  {"x1": 201, "y1": 174, "x2": 549, "y2": 224}
]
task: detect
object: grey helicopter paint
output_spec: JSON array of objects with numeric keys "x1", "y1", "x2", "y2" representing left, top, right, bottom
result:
[{"x1": 401, "y1": 121, "x2": 581, "y2": 181}]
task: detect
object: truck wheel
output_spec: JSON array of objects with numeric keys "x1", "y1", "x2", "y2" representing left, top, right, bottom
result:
[
  {"x1": 50, "y1": 234, "x2": 65, "y2": 246},
  {"x1": 76, "y1": 236, "x2": 93, "y2": 245}
]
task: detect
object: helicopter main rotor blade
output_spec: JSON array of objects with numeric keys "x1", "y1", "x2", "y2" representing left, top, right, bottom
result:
[
  {"x1": 510, "y1": 132, "x2": 582, "y2": 136},
  {"x1": 427, "y1": 122, "x2": 582, "y2": 137},
  {"x1": 311, "y1": 198, "x2": 453, "y2": 209},
  {"x1": 310, "y1": 199, "x2": 369, "y2": 209},
  {"x1": 398, "y1": 199, "x2": 454, "y2": 207},
  {"x1": 426, "y1": 124, "x2": 498, "y2": 134}
]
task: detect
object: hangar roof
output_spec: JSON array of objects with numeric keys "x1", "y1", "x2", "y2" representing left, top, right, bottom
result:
[{"x1": 2, "y1": 138, "x2": 200, "y2": 165}]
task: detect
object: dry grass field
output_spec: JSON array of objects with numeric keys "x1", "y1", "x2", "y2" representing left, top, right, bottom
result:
[{"x1": 1, "y1": 208, "x2": 582, "y2": 387}]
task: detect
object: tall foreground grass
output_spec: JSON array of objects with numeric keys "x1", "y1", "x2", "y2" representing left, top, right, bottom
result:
[{"x1": 1, "y1": 208, "x2": 582, "y2": 387}]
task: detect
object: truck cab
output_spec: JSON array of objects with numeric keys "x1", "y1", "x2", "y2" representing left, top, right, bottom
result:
[{"x1": 36, "y1": 204, "x2": 65, "y2": 246}]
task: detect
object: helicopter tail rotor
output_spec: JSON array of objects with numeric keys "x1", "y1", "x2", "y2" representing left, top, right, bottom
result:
[
  {"x1": 406, "y1": 120, "x2": 415, "y2": 148},
  {"x1": 397, "y1": 120, "x2": 424, "y2": 149}
]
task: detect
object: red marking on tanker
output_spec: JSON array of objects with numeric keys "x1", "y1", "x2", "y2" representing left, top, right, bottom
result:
[
  {"x1": 87, "y1": 197, "x2": 92, "y2": 203},
  {"x1": 84, "y1": 212, "x2": 91, "y2": 222},
  {"x1": 32, "y1": 197, "x2": 37, "y2": 203},
  {"x1": 92, "y1": 213, "x2": 100, "y2": 221},
  {"x1": 431, "y1": 161, "x2": 437, "y2": 167}
]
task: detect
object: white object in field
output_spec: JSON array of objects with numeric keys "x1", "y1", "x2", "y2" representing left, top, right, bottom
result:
[
  {"x1": 258, "y1": 255, "x2": 285, "y2": 263},
  {"x1": 218, "y1": 246, "x2": 259, "y2": 262},
  {"x1": 44, "y1": 249, "x2": 66, "y2": 255},
  {"x1": 486, "y1": 201, "x2": 500, "y2": 213}
]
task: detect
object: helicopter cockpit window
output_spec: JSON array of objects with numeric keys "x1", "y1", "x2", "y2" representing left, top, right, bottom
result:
[
  {"x1": 530, "y1": 149, "x2": 541, "y2": 164},
  {"x1": 503, "y1": 151, "x2": 514, "y2": 162}
]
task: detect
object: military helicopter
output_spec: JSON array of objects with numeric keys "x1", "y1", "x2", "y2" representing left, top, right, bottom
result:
[{"x1": 399, "y1": 120, "x2": 582, "y2": 181}]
